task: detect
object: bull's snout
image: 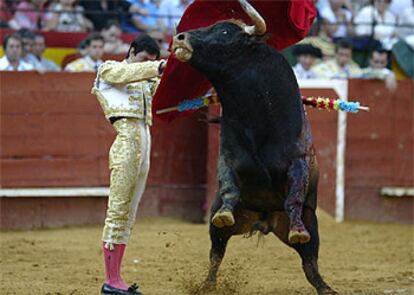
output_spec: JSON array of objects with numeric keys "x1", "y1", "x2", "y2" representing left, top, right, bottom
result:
[{"x1": 172, "y1": 33, "x2": 193, "y2": 62}]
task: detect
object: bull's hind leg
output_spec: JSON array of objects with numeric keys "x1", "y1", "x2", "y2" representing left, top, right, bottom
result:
[
  {"x1": 285, "y1": 158, "x2": 311, "y2": 244},
  {"x1": 272, "y1": 209, "x2": 337, "y2": 294}
]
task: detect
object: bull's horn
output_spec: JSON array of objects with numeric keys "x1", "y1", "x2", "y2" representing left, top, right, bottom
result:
[{"x1": 238, "y1": 0, "x2": 266, "y2": 35}]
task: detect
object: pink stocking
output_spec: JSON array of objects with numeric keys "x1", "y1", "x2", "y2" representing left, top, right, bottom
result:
[{"x1": 103, "y1": 243, "x2": 129, "y2": 290}]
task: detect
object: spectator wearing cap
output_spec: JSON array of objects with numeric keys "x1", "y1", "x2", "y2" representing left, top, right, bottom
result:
[
  {"x1": 354, "y1": 0, "x2": 398, "y2": 50},
  {"x1": 65, "y1": 34, "x2": 104, "y2": 72},
  {"x1": 292, "y1": 44, "x2": 323, "y2": 79},
  {"x1": 8, "y1": 0, "x2": 48, "y2": 31},
  {"x1": 32, "y1": 32, "x2": 60, "y2": 71},
  {"x1": 0, "y1": 33, "x2": 34, "y2": 71},
  {"x1": 101, "y1": 20, "x2": 129, "y2": 55},
  {"x1": 361, "y1": 48, "x2": 397, "y2": 91},
  {"x1": 312, "y1": 39, "x2": 362, "y2": 79}
]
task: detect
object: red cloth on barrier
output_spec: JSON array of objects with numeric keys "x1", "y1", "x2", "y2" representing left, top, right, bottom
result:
[{"x1": 153, "y1": 0, "x2": 316, "y2": 122}]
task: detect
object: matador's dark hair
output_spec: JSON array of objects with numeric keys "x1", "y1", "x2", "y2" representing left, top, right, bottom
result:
[{"x1": 126, "y1": 34, "x2": 160, "y2": 59}]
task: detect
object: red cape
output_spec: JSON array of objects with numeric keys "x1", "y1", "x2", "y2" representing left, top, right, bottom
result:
[{"x1": 153, "y1": 0, "x2": 316, "y2": 122}]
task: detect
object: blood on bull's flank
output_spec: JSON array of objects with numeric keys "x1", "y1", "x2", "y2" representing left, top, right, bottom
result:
[{"x1": 171, "y1": 0, "x2": 337, "y2": 294}]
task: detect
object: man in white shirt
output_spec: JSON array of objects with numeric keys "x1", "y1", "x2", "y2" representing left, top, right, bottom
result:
[
  {"x1": 17, "y1": 28, "x2": 43, "y2": 70},
  {"x1": 32, "y1": 32, "x2": 60, "y2": 72},
  {"x1": 354, "y1": 0, "x2": 398, "y2": 50},
  {"x1": 157, "y1": 0, "x2": 190, "y2": 34},
  {"x1": 361, "y1": 48, "x2": 397, "y2": 91},
  {"x1": 292, "y1": 44, "x2": 322, "y2": 79},
  {"x1": 397, "y1": 3, "x2": 414, "y2": 38},
  {"x1": 319, "y1": 0, "x2": 353, "y2": 39},
  {"x1": 0, "y1": 33, "x2": 34, "y2": 71},
  {"x1": 65, "y1": 33, "x2": 104, "y2": 72}
]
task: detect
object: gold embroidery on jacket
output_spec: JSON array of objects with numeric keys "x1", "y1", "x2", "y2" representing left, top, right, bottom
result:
[{"x1": 92, "y1": 60, "x2": 162, "y2": 125}]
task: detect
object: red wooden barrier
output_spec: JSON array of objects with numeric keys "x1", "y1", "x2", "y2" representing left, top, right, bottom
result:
[
  {"x1": 346, "y1": 80, "x2": 413, "y2": 223},
  {"x1": 0, "y1": 72, "x2": 207, "y2": 228},
  {"x1": 0, "y1": 73, "x2": 412, "y2": 229}
]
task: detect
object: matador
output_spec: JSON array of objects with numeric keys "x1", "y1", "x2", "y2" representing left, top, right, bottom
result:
[{"x1": 92, "y1": 34, "x2": 165, "y2": 295}]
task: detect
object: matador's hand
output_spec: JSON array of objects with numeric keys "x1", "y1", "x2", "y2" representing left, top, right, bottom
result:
[{"x1": 158, "y1": 60, "x2": 167, "y2": 75}]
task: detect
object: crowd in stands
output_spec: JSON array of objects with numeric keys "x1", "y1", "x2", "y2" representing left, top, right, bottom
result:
[
  {"x1": 0, "y1": 0, "x2": 413, "y2": 86},
  {"x1": 1, "y1": 0, "x2": 190, "y2": 34}
]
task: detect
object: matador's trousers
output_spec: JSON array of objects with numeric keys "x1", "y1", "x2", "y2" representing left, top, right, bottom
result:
[{"x1": 102, "y1": 118, "x2": 151, "y2": 246}]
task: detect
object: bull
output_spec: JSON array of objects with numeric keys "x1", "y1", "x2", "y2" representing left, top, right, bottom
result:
[{"x1": 171, "y1": 1, "x2": 337, "y2": 294}]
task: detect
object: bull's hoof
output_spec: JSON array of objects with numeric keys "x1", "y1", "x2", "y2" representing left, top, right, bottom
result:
[
  {"x1": 212, "y1": 209, "x2": 235, "y2": 228},
  {"x1": 288, "y1": 228, "x2": 311, "y2": 244}
]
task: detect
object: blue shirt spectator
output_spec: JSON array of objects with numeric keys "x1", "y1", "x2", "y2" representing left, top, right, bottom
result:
[
  {"x1": 121, "y1": 0, "x2": 159, "y2": 32},
  {"x1": 157, "y1": 0, "x2": 190, "y2": 34}
]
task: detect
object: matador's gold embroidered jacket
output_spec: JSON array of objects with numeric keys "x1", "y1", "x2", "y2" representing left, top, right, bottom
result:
[{"x1": 92, "y1": 60, "x2": 163, "y2": 125}]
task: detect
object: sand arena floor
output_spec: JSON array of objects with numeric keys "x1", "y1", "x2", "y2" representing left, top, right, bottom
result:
[{"x1": 1, "y1": 211, "x2": 413, "y2": 295}]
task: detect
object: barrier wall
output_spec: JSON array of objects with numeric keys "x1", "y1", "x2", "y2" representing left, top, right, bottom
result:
[
  {"x1": 346, "y1": 80, "x2": 413, "y2": 223},
  {"x1": 0, "y1": 72, "x2": 207, "y2": 229},
  {"x1": 0, "y1": 73, "x2": 412, "y2": 228}
]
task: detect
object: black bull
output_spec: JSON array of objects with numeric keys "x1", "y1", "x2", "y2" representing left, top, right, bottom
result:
[{"x1": 171, "y1": 17, "x2": 337, "y2": 295}]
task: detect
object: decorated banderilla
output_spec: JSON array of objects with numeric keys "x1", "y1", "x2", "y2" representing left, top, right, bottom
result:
[{"x1": 156, "y1": 95, "x2": 370, "y2": 115}]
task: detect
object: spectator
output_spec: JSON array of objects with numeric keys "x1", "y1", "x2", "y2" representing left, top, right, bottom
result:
[
  {"x1": 354, "y1": 0, "x2": 398, "y2": 50},
  {"x1": 397, "y1": 1, "x2": 414, "y2": 38},
  {"x1": 392, "y1": 36, "x2": 414, "y2": 78},
  {"x1": 149, "y1": 30, "x2": 170, "y2": 58},
  {"x1": 301, "y1": 18, "x2": 336, "y2": 60},
  {"x1": 45, "y1": 0, "x2": 93, "y2": 32},
  {"x1": 320, "y1": 0, "x2": 354, "y2": 39},
  {"x1": 158, "y1": 0, "x2": 190, "y2": 34},
  {"x1": 80, "y1": 0, "x2": 147, "y2": 31},
  {"x1": 65, "y1": 33, "x2": 104, "y2": 72},
  {"x1": 125, "y1": 0, "x2": 160, "y2": 32},
  {"x1": 1, "y1": 0, "x2": 17, "y2": 28},
  {"x1": 389, "y1": 0, "x2": 412, "y2": 18},
  {"x1": 361, "y1": 48, "x2": 397, "y2": 91},
  {"x1": 101, "y1": 20, "x2": 129, "y2": 55},
  {"x1": 17, "y1": 28, "x2": 42, "y2": 69},
  {"x1": 8, "y1": 0, "x2": 48, "y2": 31},
  {"x1": 292, "y1": 44, "x2": 323, "y2": 79},
  {"x1": 77, "y1": 38, "x2": 89, "y2": 57},
  {"x1": 32, "y1": 32, "x2": 61, "y2": 71},
  {"x1": 0, "y1": 33, "x2": 34, "y2": 71},
  {"x1": 312, "y1": 39, "x2": 362, "y2": 78}
]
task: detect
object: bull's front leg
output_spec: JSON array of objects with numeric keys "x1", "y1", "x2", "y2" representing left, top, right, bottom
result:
[
  {"x1": 285, "y1": 157, "x2": 311, "y2": 244},
  {"x1": 211, "y1": 157, "x2": 240, "y2": 228}
]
